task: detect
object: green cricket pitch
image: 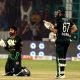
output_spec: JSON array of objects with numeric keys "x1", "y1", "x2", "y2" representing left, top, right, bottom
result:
[{"x1": 0, "y1": 59, "x2": 80, "y2": 80}]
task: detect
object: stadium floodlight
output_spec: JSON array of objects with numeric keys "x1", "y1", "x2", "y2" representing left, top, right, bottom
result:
[
  {"x1": 30, "y1": 42, "x2": 36, "y2": 49},
  {"x1": 38, "y1": 51, "x2": 45, "y2": 56},
  {"x1": 77, "y1": 53, "x2": 80, "y2": 58},
  {"x1": 30, "y1": 51, "x2": 36, "y2": 56},
  {"x1": 39, "y1": 42, "x2": 45, "y2": 50},
  {"x1": 77, "y1": 44, "x2": 80, "y2": 50}
]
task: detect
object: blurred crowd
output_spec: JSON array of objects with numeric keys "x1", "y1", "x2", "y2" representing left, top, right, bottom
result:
[{"x1": 0, "y1": 0, "x2": 62, "y2": 41}]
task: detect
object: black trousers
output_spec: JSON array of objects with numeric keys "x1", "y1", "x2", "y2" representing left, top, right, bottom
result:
[
  {"x1": 55, "y1": 38, "x2": 70, "y2": 76},
  {"x1": 56, "y1": 38, "x2": 70, "y2": 59},
  {"x1": 5, "y1": 56, "x2": 21, "y2": 75}
]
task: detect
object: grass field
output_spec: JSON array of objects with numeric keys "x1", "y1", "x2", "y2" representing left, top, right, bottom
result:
[{"x1": 0, "y1": 59, "x2": 80, "y2": 80}]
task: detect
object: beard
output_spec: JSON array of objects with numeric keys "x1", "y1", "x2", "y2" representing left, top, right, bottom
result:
[{"x1": 9, "y1": 32, "x2": 15, "y2": 36}]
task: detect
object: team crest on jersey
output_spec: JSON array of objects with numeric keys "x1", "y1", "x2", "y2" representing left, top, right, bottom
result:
[{"x1": 7, "y1": 39, "x2": 16, "y2": 46}]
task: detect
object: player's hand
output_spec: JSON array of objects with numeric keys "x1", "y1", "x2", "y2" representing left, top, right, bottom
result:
[
  {"x1": 0, "y1": 39, "x2": 6, "y2": 47},
  {"x1": 43, "y1": 20, "x2": 54, "y2": 29}
]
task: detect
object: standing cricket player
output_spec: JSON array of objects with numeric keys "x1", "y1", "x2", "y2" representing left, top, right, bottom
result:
[
  {"x1": 51, "y1": 7, "x2": 77, "y2": 79},
  {"x1": 43, "y1": 7, "x2": 77, "y2": 79}
]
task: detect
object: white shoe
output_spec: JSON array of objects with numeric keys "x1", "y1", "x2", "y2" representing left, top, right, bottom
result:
[
  {"x1": 55, "y1": 75, "x2": 59, "y2": 79},
  {"x1": 59, "y1": 75, "x2": 65, "y2": 79},
  {"x1": 55, "y1": 75, "x2": 65, "y2": 79}
]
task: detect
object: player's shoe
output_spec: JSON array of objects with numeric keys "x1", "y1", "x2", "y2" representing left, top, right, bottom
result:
[
  {"x1": 3, "y1": 72, "x2": 13, "y2": 76},
  {"x1": 59, "y1": 75, "x2": 65, "y2": 79},
  {"x1": 55, "y1": 75, "x2": 59, "y2": 79},
  {"x1": 55, "y1": 75, "x2": 65, "y2": 79},
  {"x1": 54, "y1": 74, "x2": 59, "y2": 79},
  {"x1": 4, "y1": 74, "x2": 13, "y2": 76},
  {"x1": 16, "y1": 67, "x2": 30, "y2": 76}
]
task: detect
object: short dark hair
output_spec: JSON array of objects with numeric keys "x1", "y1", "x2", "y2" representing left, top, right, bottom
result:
[
  {"x1": 58, "y1": 7, "x2": 65, "y2": 14},
  {"x1": 9, "y1": 26, "x2": 17, "y2": 31}
]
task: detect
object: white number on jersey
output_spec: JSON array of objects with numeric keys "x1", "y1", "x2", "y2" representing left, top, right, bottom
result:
[
  {"x1": 63, "y1": 22, "x2": 70, "y2": 32},
  {"x1": 62, "y1": 22, "x2": 70, "y2": 36}
]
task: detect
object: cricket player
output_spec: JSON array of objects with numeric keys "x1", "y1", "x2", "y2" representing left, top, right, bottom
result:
[
  {"x1": 43, "y1": 7, "x2": 77, "y2": 79},
  {"x1": 51, "y1": 7, "x2": 77, "y2": 79},
  {"x1": 4, "y1": 26, "x2": 22, "y2": 76},
  {"x1": 0, "y1": 26, "x2": 30, "y2": 76}
]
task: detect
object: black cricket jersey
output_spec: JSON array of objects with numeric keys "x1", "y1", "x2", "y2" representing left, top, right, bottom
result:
[
  {"x1": 5, "y1": 36, "x2": 22, "y2": 60},
  {"x1": 55, "y1": 16, "x2": 73, "y2": 41}
]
